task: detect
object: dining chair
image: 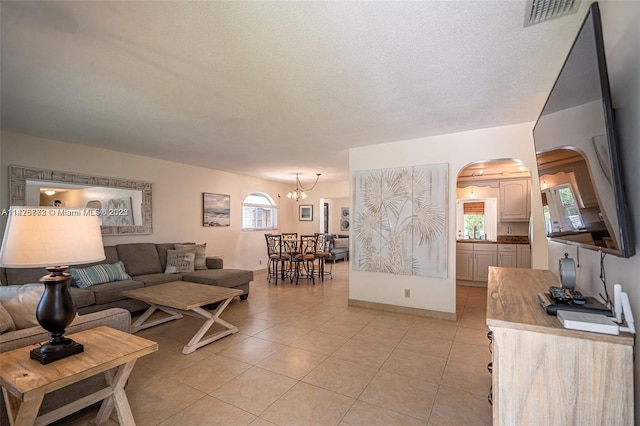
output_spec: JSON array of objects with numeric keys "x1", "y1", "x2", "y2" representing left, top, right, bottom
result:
[
  {"x1": 265, "y1": 234, "x2": 289, "y2": 285},
  {"x1": 291, "y1": 234, "x2": 318, "y2": 285},
  {"x1": 314, "y1": 233, "x2": 332, "y2": 281},
  {"x1": 282, "y1": 232, "x2": 298, "y2": 241}
]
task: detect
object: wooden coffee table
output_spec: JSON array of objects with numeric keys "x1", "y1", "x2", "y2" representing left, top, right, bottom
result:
[
  {"x1": 0, "y1": 326, "x2": 157, "y2": 426},
  {"x1": 122, "y1": 281, "x2": 243, "y2": 354}
]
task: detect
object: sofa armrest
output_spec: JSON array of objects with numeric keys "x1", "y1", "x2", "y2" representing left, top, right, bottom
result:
[
  {"x1": 0, "y1": 308, "x2": 131, "y2": 353},
  {"x1": 206, "y1": 257, "x2": 224, "y2": 269}
]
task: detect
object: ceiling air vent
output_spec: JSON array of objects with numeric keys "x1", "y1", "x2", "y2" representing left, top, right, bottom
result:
[{"x1": 524, "y1": 0, "x2": 580, "y2": 27}]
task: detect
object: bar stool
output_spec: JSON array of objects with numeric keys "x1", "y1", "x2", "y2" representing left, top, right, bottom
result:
[
  {"x1": 291, "y1": 234, "x2": 317, "y2": 285},
  {"x1": 314, "y1": 233, "x2": 332, "y2": 281},
  {"x1": 265, "y1": 234, "x2": 289, "y2": 285}
]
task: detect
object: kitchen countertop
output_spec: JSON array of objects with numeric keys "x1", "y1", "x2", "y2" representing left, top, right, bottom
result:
[{"x1": 456, "y1": 235, "x2": 529, "y2": 244}]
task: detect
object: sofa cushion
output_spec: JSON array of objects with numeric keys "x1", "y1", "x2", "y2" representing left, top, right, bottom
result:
[
  {"x1": 175, "y1": 243, "x2": 207, "y2": 270},
  {"x1": 155, "y1": 243, "x2": 176, "y2": 271},
  {"x1": 334, "y1": 238, "x2": 349, "y2": 249},
  {"x1": 182, "y1": 269, "x2": 253, "y2": 288},
  {"x1": 4, "y1": 267, "x2": 46, "y2": 286},
  {"x1": 68, "y1": 287, "x2": 96, "y2": 309},
  {"x1": 116, "y1": 243, "x2": 163, "y2": 276},
  {"x1": 69, "y1": 261, "x2": 132, "y2": 288},
  {"x1": 88, "y1": 280, "x2": 144, "y2": 305},
  {"x1": 164, "y1": 248, "x2": 196, "y2": 273},
  {"x1": 74, "y1": 246, "x2": 120, "y2": 269},
  {"x1": 135, "y1": 273, "x2": 182, "y2": 286},
  {"x1": 0, "y1": 303, "x2": 15, "y2": 334},
  {"x1": 206, "y1": 257, "x2": 224, "y2": 269},
  {"x1": 0, "y1": 284, "x2": 43, "y2": 329}
]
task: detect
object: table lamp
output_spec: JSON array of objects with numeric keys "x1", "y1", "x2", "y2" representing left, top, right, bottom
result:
[{"x1": 0, "y1": 207, "x2": 105, "y2": 364}]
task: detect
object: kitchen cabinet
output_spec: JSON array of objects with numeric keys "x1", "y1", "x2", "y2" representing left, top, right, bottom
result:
[
  {"x1": 474, "y1": 248, "x2": 498, "y2": 282},
  {"x1": 516, "y1": 244, "x2": 531, "y2": 268},
  {"x1": 499, "y1": 179, "x2": 531, "y2": 222},
  {"x1": 457, "y1": 243, "x2": 497, "y2": 282},
  {"x1": 487, "y1": 267, "x2": 633, "y2": 425},
  {"x1": 497, "y1": 244, "x2": 517, "y2": 268},
  {"x1": 573, "y1": 163, "x2": 599, "y2": 208},
  {"x1": 455, "y1": 247, "x2": 474, "y2": 281}
]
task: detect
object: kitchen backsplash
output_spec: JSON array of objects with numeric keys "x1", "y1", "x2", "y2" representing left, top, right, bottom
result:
[{"x1": 497, "y1": 235, "x2": 530, "y2": 244}]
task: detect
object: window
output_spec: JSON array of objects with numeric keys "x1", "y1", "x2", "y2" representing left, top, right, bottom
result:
[
  {"x1": 456, "y1": 198, "x2": 497, "y2": 240},
  {"x1": 242, "y1": 193, "x2": 278, "y2": 231},
  {"x1": 543, "y1": 184, "x2": 584, "y2": 232}
]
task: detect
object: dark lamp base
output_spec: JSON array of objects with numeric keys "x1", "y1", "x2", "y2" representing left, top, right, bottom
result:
[{"x1": 30, "y1": 338, "x2": 84, "y2": 365}]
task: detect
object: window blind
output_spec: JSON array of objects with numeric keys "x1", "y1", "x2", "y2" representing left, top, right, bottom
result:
[{"x1": 464, "y1": 202, "x2": 485, "y2": 214}]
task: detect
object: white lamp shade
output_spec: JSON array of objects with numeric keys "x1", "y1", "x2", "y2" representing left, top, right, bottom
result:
[{"x1": 0, "y1": 207, "x2": 106, "y2": 267}]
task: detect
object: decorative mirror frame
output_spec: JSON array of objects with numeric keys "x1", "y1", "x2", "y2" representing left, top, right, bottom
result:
[{"x1": 9, "y1": 165, "x2": 153, "y2": 235}]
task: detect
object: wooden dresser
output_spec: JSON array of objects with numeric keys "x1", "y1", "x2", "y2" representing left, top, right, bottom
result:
[{"x1": 487, "y1": 267, "x2": 634, "y2": 425}]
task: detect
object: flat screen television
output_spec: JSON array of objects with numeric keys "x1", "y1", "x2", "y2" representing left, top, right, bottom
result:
[{"x1": 533, "y1": 2, "x2": 635, "y2": 258}]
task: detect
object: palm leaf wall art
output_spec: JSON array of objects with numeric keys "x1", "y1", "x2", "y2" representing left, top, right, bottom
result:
[{"x1": 353, "y1": 164, "x2": 448, "y2": 277}]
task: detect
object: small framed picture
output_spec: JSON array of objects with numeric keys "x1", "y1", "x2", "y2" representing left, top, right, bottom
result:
[
  {"x1": 299, "y1": 205, "x2": 313, "y2": 221},
  {"x1": 340, "y1": 207, "x2": 350, "y2": 231}
]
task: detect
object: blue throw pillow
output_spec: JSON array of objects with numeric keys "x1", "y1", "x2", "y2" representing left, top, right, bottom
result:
[{"x1": 69, "y1": 261, "x2": 132, "y2": 288}]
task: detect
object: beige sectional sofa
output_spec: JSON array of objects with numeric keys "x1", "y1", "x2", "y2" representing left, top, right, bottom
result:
[{"x1": 0, "y1": 242, "x2": 253, "y2": 314}]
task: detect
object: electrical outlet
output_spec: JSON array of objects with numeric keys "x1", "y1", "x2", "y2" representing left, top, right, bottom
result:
[
  {"x1": 404, "y1": 289, "x2": 410, "y2": 298},
  {"x1": 259, "y1": 260, "x2": 262, "y2": 265}
]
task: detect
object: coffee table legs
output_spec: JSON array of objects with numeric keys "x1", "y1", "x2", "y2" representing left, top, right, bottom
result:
[
  {"x1": 130, "y1": 305, "x2": 184, "y2": 333},
  {"x1": 129, "y1": 296, "x2": 239, "y2": 354},
  {"x1": 183, "y1": 297, "x2": 238, "y2": 354}
]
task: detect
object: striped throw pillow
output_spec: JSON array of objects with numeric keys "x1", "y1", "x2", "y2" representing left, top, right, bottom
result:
[{"x1": 69, "y1": 261, "x2": 132, "y2": 288}]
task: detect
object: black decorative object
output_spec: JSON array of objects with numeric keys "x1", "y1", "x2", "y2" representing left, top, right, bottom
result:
[
  {"x1": 0, "y1": 207, "x2": 105, "y2": 364},
  {"x1": 30, "y1": 267, "x2": 84, "y2": 364}
]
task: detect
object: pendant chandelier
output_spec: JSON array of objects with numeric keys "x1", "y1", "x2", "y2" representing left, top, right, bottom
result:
[{"x1": 287, "y1": 173, "x2": 321, "y2": 201}]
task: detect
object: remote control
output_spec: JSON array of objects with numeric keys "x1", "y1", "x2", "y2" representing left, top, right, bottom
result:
[
  {"x1": 568, "y1": 289, "x2": 586, "y2": 305},
  {"x1": 549, "y1": 286, "x2": 570, "y2": 303}
]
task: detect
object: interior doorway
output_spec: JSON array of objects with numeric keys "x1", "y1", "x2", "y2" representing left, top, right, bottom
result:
[{"x1": 323, "y1": 203, "x2": 329, "y2": 233}]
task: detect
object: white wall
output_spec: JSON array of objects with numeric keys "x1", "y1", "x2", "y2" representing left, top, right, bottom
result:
[
  {"x1": 0, "y1": 131, "x2": 300, "y2": 271},
  {"x1": 349, "y1": 122, "x2": 547, "y2": 315},
  {"x1": 328, "y1": 197, "x2": 349, "y2": 235},
  {"x1": 545, "y1": 1, "x2": 640, "y2": 418},
  {"x1": 285, "y1": 181, "x2": 349, "y2": 236}
]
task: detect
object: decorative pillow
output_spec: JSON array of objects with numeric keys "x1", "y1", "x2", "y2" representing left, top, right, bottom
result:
[
  {"x1": 165, "y1": 248, "x2": 196, "y2": 273},
  {"x1": 69, "y1": 261, "x2": 132, "y2": 289},
  {"x1": 0, "y1": 284, "x2": 44, "y2": 330},
  {"x1": 334, "y1": 238, "x2": 349, "y2": 249},
  {"x1": 175, "y1": 243, "x2": 207, "y2": 270},
  {"x1": 0, "y1": 302, "x2": 16, "y2": 334}
]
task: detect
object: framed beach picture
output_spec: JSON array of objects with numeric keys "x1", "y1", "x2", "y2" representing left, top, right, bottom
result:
[
  {"x1": 299, "y1": 205, "x2": 313, "y2": 221},
  {"x1": 203, "y1": 193, "x2": 230, "y2": 227}
]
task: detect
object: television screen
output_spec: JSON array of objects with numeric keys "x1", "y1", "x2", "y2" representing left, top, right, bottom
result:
[{"x1": 533, "y1": 2, "x2": 635, "y2": 258}]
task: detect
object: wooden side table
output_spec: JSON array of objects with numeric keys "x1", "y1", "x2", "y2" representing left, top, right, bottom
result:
[{"x1": 0, "y1": 326, "x2": 157, "y2": 426}]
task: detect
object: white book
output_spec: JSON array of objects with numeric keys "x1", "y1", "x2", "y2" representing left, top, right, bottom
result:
[{"x1": 557, "y1": 310, "x2": 620, "y2": 335}]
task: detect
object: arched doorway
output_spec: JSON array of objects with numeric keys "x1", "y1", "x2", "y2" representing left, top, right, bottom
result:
[{"x1": 455, "y1": 159, "x2": 532, "y2": 285}]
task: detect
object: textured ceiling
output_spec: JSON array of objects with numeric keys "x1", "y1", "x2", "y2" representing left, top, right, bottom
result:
[{"x1": 0, "y1": 1, "x2": 591, "y2": 184}]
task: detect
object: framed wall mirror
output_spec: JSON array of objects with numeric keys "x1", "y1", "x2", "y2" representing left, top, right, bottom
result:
[{"x1": 9, "y1": 166, "x2": 153, "y2": 235}]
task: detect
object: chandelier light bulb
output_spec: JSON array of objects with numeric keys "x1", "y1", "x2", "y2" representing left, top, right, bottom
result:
[{"x1": 287, "y1": 173, "x2": 321, "y2": 201}]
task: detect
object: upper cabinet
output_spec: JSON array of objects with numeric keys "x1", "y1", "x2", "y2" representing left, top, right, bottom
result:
[
  {"x1": 499, "y1": 179, "x2": 531, "y2": 222},
  {"x1": 572, "y1": 163, "x2": 599, "y2": 208}
]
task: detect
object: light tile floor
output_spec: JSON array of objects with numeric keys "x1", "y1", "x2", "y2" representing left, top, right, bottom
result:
[{"x1": 59, "y1": 261, "x2": 493, "y2": 425}]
